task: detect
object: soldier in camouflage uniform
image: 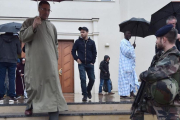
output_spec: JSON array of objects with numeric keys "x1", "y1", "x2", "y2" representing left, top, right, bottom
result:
[{"x1": 132, "y1": 24, "x2": 180, "y2": 120}]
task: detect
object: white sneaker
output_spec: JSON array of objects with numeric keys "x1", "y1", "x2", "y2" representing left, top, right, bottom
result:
[
  {"x1": 9, "y1": 97, "x2": 18, "y2": 102},
  {"x1": 24, "y1": 96, "x2": 28, "y2": 99}
]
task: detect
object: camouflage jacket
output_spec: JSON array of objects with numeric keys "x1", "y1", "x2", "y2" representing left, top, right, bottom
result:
[{"x1": 140, "y1": 46, "x2": 180, "y2": 84}]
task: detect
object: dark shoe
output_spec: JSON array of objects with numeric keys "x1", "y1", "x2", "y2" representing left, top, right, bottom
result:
[
  {"x1": 108, "y1": 92, "x2": 115, "y2": 95},
  {"x1": 9, "y1": 97, "x2": 18, "y2": 102},
  {"x1": 98, "y1": 93, "x2": 103, "y2": 95},
  {"x1": 82, "y1": 96, "x2": 87, "y2": 101},
  {"x1": 87, "y1": 91, "x2": 92, "y2": 99},
  {"x1": 16, "y1": 95, "x2": 21, "y2": 99},
  {"x1": 25, "y1": 109, "x2": 33, "y2": 116},
  {"x1": 0, "y1": 97, "x2": 4, "y2": 101},
  {"x1": 120, "y1": 96, "x2": 131, "y2": 99},
  {"x1": 130, "y1": 91, "x2": 136, "y2": 98}
]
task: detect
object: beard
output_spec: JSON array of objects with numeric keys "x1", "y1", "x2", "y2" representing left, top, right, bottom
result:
[{"x1": 156, "y1": 42, "x2": 164, "y2": 51}]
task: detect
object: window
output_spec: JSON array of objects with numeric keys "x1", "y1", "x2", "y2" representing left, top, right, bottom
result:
[
  {"x1": 73, "y1": 0, "x2": 113, "y2": 1},
  {"x1": 101, "y1": 0, "x2": 112, "y2": 1}
]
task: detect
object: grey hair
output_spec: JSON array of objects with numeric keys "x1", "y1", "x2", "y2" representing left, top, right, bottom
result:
[{"x1": 166, "y1": 16, "x2": 177, "y2": 24}]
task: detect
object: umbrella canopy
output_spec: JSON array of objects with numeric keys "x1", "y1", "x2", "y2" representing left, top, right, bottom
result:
[
  {"x1": 150, "y1": 2, "x2": 180, "y2": 34},
  {"x1": 119, "y1": 17, "x2": 152, "y2": 38},
  {"x1": 0, "y1": 22, "x2": 22, "y2": 33}
]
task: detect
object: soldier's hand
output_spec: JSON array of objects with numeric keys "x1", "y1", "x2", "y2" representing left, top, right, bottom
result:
[
  {"x1": 139, "y1": 71, "x2": 147, "y2": 81},
  {"x1": 177, "y1": 34, "x2": 180, "y2": 39},
  {"x1": 33, "y1": 17, "x2": 41, "y2": 29},
  {"x1": 177, "y1": 34, "x2": 180, "y2": 41},
  {"x1": 140, "y1": 78, "x2": 146, "y2": 82}
]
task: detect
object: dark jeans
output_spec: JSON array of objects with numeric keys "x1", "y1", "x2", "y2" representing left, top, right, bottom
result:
[
  {"x1": 0, "y1": 62, "x2": 16, "y2": 98},
  {"x1": 78, "y1": 64, "x2": 95, "y2": 97},
  {"x1": 99, "y1": 79, "x2": 111, "y2": 93}
]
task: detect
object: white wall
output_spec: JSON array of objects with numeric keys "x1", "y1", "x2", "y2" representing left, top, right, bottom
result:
[{"x1": 0, "y1": 0, "x2": 174, "y2": 94}]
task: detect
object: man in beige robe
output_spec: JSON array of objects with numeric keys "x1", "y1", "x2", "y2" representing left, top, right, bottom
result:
[{"x1": 19, "y1": 1, "x2": 68, "y2": 120}]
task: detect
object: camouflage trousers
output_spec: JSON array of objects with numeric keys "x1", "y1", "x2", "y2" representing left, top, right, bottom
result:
[{"x1": 131, "y1": 100, "x2": 180, "y2": 120}]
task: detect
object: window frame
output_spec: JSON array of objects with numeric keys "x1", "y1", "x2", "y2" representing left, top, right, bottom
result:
[{"x1": 73, "y1": 0, "x2": 115, "y2": 2}]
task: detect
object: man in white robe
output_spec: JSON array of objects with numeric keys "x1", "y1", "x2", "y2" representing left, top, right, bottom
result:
[{"x1": 118, "y1": 31, "x2": 139, "y2": 99}]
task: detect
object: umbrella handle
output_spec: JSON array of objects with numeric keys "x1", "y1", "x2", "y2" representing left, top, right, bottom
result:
[
  {"x1": 134, "y1": 22, "x2": 138, "y2": 44},
  {"x1": 133, "y1": 36, "x2": 136, "y2": 49},
  {"x1": 134, "y1": 36, "x2": 136, "y2": 44}
]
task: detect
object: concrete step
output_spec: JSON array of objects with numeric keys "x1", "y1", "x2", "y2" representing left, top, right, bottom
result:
[
  {"x1": 0, "y1": 110, "x2": 157, "y2": 120},
  {"x1": 0, "y1": 102, "x2": 132, "y2": 114},
  {"x1": 1, "y1": 94, "x2": 154, "y2": 120}
]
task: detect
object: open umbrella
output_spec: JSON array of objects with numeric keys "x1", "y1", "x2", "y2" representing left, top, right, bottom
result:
[
  {"x1": 119, "y1": 17, "x2": 152, "y2": 43},
  {"x1": 0, "y1": 22, "x2": 22, "y2": 33},
  {"x1": 150, "y1": 1, "x2": 180, "y2": 34}
]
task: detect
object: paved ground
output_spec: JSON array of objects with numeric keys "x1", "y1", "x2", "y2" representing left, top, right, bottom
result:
[{"x1": 0, "y1": 92, "x2": 134, "y2": 105}]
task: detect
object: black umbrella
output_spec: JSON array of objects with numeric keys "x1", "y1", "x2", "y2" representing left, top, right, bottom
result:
[
  {"x1": 0, "y1": 22, "x2": 22, "y2": 33},
  {"x1": 150, "y1": 1, "x2": 180, "y2": 34},
  {"x1": 119, "y1": 17, "x2": 152, "y2": 43}
]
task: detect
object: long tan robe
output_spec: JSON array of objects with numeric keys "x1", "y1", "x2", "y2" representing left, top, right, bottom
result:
[{"x1": 19, "y1": 17, "x2": 68, "y2": 113}]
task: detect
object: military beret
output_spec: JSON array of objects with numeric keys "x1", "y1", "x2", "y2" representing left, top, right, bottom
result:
[{"x1": 155, "y1": 24, "x2": 173, "y2": 37}]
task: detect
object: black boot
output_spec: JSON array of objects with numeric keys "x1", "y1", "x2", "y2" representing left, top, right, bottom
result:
[
  {"x1": 82, "y1": 96, "x2": 87, "y2": 101},
  {"x1": 87, "y1": 91, "x2": 92, "y2": 99}
]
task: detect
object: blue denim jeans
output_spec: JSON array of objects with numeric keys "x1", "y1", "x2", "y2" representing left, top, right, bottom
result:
[
  {"x1": 0, "y1": 62, "x2": 16, "y2": 98},
  {"x1": 99, "y1": 79, "x2": 111, "y2": 93},
  {"x1": 78, "y1": 64, "x2": 95, "y2": 97}
]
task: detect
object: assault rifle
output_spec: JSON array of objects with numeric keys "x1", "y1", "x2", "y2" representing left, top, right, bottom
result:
[{"x1": 130, "y1": 80, "x2": 146, "y2": 119}]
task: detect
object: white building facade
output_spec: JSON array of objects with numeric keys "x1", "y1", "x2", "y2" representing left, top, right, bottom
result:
[{"x1": 0, "y1": 0, "x2": 174, "y2": 94}]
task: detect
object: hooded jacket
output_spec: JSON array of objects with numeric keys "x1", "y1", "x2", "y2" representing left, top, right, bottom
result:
[
  {"x1": 99, "y1": 55, "x2": 110, "y2": 80},
  {"x1": 0, "y1": 33, "x2": 21, "y2": 63},
  {"x1": 71, "y1": 37, "x2": 97, "y2": 64}
]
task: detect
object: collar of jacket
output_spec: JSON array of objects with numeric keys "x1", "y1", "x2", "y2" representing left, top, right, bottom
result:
[
  {"x1": 34, "y1": 16, "x2": 50, "y2": 22},
  {"x1": 1, "y1": 34, "x2": 14, "y2": 43},
  {"x1": 105, "y1": 61, "x2": 109, "y2": 64},
  {"x1": 124, "y1": 38, "x2": 132, "y2": 45},
  {"x1": 163, "y1": 46, "x2": 177, "y2": 54},
  {"x1": 124, "y1": 38, "x2": 130, "y2": 42},
  {"x1": 161, "y1": 46, "x2": 180, "y2": 57},
  {"x1": 79, "y1": 37, "x2": 91, "y2": 41}
]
